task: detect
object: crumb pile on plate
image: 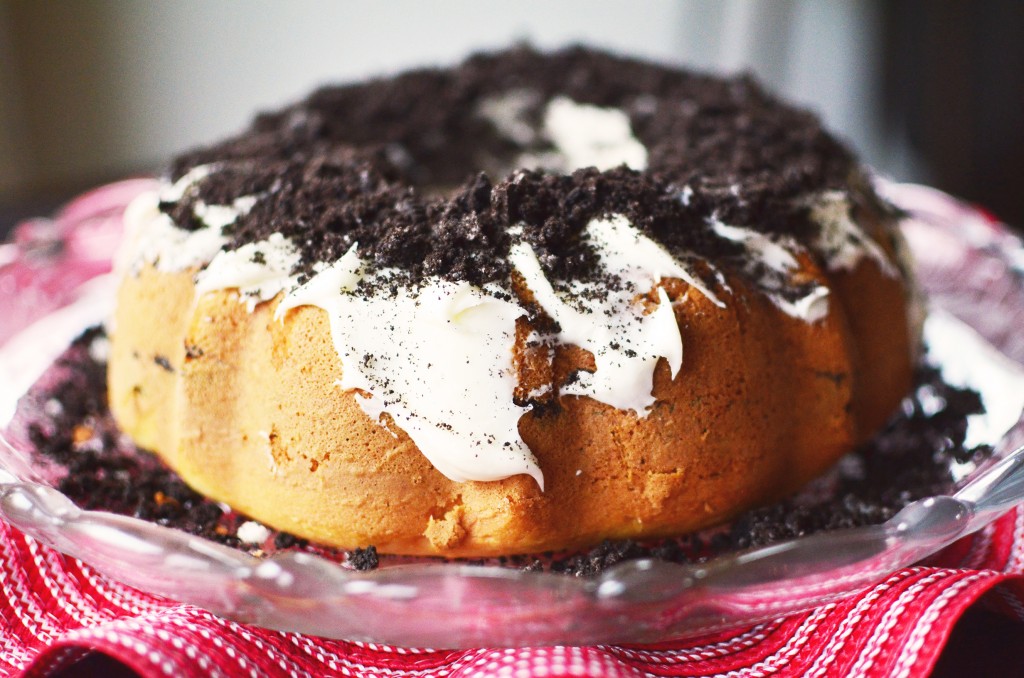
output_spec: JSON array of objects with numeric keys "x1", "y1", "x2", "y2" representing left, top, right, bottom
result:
[
  {"x1": 107, "y1": 46, "x2": 916, "y2": 556},
  {"x1": 15, "y1": 328, "x2": 987, "y2": 575}
]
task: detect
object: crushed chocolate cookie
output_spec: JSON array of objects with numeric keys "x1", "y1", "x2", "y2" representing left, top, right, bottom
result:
[
  {"x1": 273, "y1": 531, "x2": 308, "y2": 550},
  {"x1": 347, "y1": 546, "x2": 379, "y2": 571},
  {"x1": 10, "y1": 329, "x2": 992, "y2": 576},
  {"x1": 159, "y1": 46, "x2": 855, "y2": 288},
  {"x1": 15, "y1": 330, "x2": 232, "y2": 545}
]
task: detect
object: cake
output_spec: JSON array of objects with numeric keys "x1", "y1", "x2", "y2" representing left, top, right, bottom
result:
[{"x1": 107, "y1": 47, "x2": 916, "y2": 557}]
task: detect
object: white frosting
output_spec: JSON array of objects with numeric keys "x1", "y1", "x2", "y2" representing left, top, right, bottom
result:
[
  {"x1": 118, "y1": 191, "x2": 228, "y2": 274},
  {"x1": 510, "y1": 216, "x2": 708, "y2": 413},
  {"x1": 543, "y1": 96, "x2": 648, "y2": 172},
  {"x1": 712, "y1": 222, "x2": 799, "y2": 273},
  {"x1": 276, "y1": 247, "x2": 543, "y2": 487},
  {"x1": 505, "y1": 96, "x2": 648, "y2": 174},
  {"x1": 161, "y1": 164, "x2": 214, "y2": 202},
  {"x1": 195, "y1": 233, "x2": 302, "y2": 311},
  {"x1": 117, "y1": 165, "x2": 256, "y2": 276},
  {"x1": 811, "y1": 191, "x2": 899, "y2": 277},
  {"x1": 236, "y1": 520, "x2": 271, "y2": 544},
  {"x1": 711, "y1": 221, "x2": 831, "y2": 323},
  {"x1": 194, "y1": 196, "x2": 257, "y2": 231}
]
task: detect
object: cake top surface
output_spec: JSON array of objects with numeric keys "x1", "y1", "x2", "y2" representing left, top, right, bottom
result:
[{"x1": 160, "y1": 45, "x2": 861, "y2": 287}]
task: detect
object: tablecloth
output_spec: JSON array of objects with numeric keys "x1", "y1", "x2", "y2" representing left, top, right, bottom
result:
[{"x1": 4, "y1": 512, "x2": 1024, "y2": 677}]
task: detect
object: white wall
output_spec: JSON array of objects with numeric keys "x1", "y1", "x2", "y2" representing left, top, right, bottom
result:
[{"x1": 0, "y1": 0, "x2": 896, "y2": 201}]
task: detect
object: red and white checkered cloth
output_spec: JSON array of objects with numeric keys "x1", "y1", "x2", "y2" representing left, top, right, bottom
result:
[{"x1": 4, "y1": 511, "x2": 1024, "y2": 677}]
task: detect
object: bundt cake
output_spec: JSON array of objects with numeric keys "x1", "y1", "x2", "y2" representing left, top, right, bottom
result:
[{"x1": 108, "y1": 47, "x2": 916, "y2": 556}]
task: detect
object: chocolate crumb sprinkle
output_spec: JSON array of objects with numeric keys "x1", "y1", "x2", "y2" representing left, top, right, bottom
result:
[{"x1": 347, "y1": 546, "x2": 380, "y2": 571}]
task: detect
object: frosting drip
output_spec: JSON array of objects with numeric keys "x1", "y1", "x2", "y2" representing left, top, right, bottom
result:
[
  {"x1": 508, "y1": 216, "x2": 695, "y2": 414},
  {"x1": 276, "y1": 248, "x2": 540, "y2": 487}
]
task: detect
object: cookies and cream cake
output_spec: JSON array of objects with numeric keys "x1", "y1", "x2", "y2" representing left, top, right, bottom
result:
[{"x1": 108, "y1": 47, "x2": 916, "y2": 556}]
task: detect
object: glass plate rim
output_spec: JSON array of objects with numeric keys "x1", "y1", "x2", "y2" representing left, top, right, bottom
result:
[{"x1": 1, "y1": 181, "x2": 1023, "y2": 648}]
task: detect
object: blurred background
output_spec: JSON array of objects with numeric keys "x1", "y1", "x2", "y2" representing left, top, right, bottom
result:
[{"x1": 1, "y1": 0, "x2": 1022, "y2": 230}]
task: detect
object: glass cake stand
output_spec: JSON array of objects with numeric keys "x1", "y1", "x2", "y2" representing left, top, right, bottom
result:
[{"x1": 0, "y1": 180, "x2": 1023, "y2": 648}]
